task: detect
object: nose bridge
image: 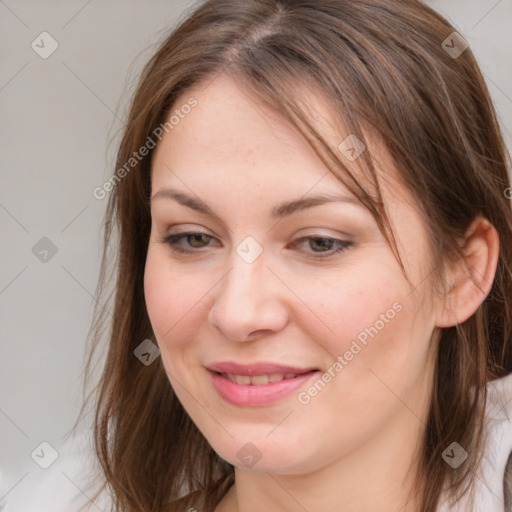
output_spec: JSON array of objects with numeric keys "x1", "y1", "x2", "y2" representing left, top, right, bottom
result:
[
  {"x1": 227, "y1": 255, "x2": 263, "y2": 302},
  {"x1": 222, "y1": 235, "x2": 269, "y2": 301},
  {"x1": 208, "y1": 239, "x2": 287, "y2": 341}
]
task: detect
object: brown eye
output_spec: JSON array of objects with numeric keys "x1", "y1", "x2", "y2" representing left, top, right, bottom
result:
[
  {"x1": 309, "y1": 237, "x2": 336, "y2": 252},
  {"x1": 187, "y1": 233, "x2": 211, "y2": 248},
  {"x1": 290, "y1": 236, "x2": 354, "y2": 259},
  {"x1": 163, "y1": 231, "x2": 216, "y2": 253}
]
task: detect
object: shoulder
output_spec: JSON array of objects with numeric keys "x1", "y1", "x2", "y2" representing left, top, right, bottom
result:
[
  {"x1": 165, "y1": 489, "x2": 205, "y2": 512},
  {"x1": 437, "y1": 372, "x2": 512, "y2": 512},
  {"x1": 485, "y1": 372, "x2": 512, "y2": 511},
  {"x1": 472, "y1": 372, "x2": 512, "y2": 510},
  {"x1": 485, "y1": 371, "x2": 512, "y2": 465}
]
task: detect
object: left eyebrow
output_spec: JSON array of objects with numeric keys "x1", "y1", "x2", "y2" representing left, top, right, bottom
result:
[
  {"x1": 150, "y1": 188, "x2": 363, "y2": 221},
  {"x1": 270, "y1": 193, "x2": 363, "y2": 218}
]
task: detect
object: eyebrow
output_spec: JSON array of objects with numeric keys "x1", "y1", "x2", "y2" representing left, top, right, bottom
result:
[{"x1": 150, "y1": 188, "x2": 363, "y2": 220}]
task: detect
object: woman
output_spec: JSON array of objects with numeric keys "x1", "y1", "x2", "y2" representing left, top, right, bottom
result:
[{"x1": 84, "y1": 1, "x2": 512, "y2": 511}]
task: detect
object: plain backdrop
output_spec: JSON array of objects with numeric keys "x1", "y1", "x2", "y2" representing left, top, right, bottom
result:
[{"x1": 0, "y1": 0, "x2": 511, "y2": 509}]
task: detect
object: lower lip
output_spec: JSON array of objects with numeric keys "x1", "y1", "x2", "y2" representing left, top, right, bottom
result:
[{"x1": 208, "y1": 370, "x2": 319, "y2": 407}]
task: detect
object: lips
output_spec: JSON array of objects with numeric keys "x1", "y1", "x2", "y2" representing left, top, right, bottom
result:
[{"x1": 206, "y1": 361, "x2": 320, "y2": 406}]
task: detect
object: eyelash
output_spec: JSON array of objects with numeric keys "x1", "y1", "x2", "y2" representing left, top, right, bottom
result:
[{"x1": 158, "y1": 231, "x2": 354, "y2": 259}]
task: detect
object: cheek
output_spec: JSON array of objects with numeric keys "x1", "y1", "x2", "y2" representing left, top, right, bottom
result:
[
  {"x1": 289, "y1": 264, "x2": 410, "y2": 364},
  {"x1": 144, "y1": 249, "x2": 194, "y2": 346},
  {"x1": 278, "y1": 270, "x2": 431, "y2": 452},
  {"x1": 143, "y1": 247, "x2": 217, "y2": 359},
  {"x1": 299, "y1": 268, "x2": 433, "y2": 432},
  {"x1": 287, "y1": 261, "x2": 432, "y2": 419}
]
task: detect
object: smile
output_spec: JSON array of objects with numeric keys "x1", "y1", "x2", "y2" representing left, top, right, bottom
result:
[
  {"x1": 207, "y1": 368, "x2": 320, "y2": 406},
  {"x1": 221, "y1": 372, "x2": 301, "y2": 385}
]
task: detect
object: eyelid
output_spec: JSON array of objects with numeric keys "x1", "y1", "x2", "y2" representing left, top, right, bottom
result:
[
  {"x1": 293, "y1": 227, "x2": 353, "y2": 240},
  {"x1": 163, "y1": 225, "x2": 352, "y2": 242},
  {"x1": 164, "y1": 224, "x2": 214, "y2": 236}
]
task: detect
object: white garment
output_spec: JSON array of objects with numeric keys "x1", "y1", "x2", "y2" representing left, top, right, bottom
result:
[{"x1": 437, "y1": 372, "x2": 512, "y2": 512}]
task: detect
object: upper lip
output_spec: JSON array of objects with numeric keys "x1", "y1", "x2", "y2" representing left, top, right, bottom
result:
[{"x1": 206, "y1": 361, "x2": 318, "y2": 376}]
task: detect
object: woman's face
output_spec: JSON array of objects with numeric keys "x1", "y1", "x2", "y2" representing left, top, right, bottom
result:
[{"x1": 144, "y1": 75, "x2": 441, "y2": 474}]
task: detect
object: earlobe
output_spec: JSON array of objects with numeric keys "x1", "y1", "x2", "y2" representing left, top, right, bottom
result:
[{"x1": 436, "y1": 217, "x2": 499, "y2": 328}]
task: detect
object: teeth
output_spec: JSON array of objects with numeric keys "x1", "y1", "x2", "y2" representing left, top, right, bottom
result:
[
  {"x1": 250, "y1": 374, "x2": 269, "y2": 385},
  {"x1": 234, "y1": 374, "x2": 251, "y2": 385},
  {"x1": 224, "y1": 372, "x2": 299, "y2": 385}
]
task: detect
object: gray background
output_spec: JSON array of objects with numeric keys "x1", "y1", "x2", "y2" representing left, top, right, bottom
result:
[{"x1": 0, "y1": 0, "x2": 511, "y2": 509}]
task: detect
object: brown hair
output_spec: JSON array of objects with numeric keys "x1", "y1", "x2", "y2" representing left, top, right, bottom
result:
[{"x1": 82, "y1": 0, "x2": 512, "y2": 511}]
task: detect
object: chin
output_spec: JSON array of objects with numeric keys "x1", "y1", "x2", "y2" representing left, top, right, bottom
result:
[{"x1": 207, "y1": 432, "x2": 323, "y2": 475}]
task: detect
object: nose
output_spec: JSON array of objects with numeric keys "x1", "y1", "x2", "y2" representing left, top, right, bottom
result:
[{"x1": 207, "y1": 249, "x2": 289, "y2": 342}]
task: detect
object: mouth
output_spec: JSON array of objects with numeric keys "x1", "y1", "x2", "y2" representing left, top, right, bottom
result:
[
  {"x1": 205, "y1": 362, "x2": 320, "y2": 406},
  {"x1": 206, "y1": 361, "x2": 318, "y2": 376},
  {"x1": 217, "y1": 372, "x2": 310, "y2": 385}
]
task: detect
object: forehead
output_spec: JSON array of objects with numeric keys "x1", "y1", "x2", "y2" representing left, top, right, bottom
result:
[
  {"x1": 153, "y1": 75, "x2": 356, "y2": 194},
  {"x1": 151, "y1": 74, "x2": 412, "y2": 214}
]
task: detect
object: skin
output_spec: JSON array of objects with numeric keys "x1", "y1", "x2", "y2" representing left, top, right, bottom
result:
[{"x1": 143, "y1": 74, "x2": 499, "y2": 512}]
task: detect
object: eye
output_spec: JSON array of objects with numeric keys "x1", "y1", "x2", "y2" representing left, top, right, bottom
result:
[
  {"x1": 160, "y1": 231, "x2": 217, "y2": 254},
  {"x1": 289, "y1": 235, "x2": 354, "y2": 259},
  {"x1": 157, "y1": 231, "x2": 353, "y2": 259}
]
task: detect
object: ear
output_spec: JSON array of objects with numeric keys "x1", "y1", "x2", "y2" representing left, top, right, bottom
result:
[{"x1": 436, "y1": 216, "x2": 500, "y2": 328}]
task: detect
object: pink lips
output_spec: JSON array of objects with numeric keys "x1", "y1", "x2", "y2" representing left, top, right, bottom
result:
[{"x1": 206, "y1": 361, "x2": 319, "y2": 407}]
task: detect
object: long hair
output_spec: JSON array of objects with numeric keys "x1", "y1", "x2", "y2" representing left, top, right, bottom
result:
[{"x1": 82, "y1": 1, "x2": 512, "y2": 511}]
